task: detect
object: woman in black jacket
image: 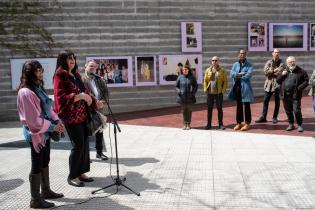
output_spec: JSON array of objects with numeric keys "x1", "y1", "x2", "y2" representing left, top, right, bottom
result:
[{"x1": 175, "y1": 65, "x2": 198, "y2": 130}]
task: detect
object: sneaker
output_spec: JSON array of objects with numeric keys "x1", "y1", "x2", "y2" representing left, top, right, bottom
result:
[
  {"x1": 286, "y1": 124, "x2": 295, "y2": 131},
  {"x1": 297, "y1": 125, "x2": 304, "y2": 132},
  {"x1": 240, "y1": 123, "x2": 250, "y2": 131},
  {"x1": 233, "y1": 123, "x2": 242, "y2": 131},
  {"x1": 255, "y1": 117, "x2": 267, "y2": 123},
  {"x1": 272, "y1": 118, "x2": 278, "y2": 124},
  {"x1": 182, "y1": 124, "x2": 187, "y2": 130},
  {"x1": 205, "y1": 125, "x2": 212, "y2": 130},
  {"x1": 218, "y1": 125, "x2": 226, "y2": 130}
]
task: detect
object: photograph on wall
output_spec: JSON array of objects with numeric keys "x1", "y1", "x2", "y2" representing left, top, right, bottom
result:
[
  {"x1": 248, "y1": 22, "x2": 267, "y2": 51},
  {"x1": 135, "y1": 56, "x2": 156, "y2": 86},
  {"x1": 85, "y1": 56, "x2": 133, "y2": 87},
  {"x1": 159, "y1": 54, "x2": 202, "y2": 85},
  {"x1": 310, "y1": 23, "x2": 315, "y2": 51},
  {"x1": 10, "y1": 58, "x2": 56, "y2": 90},
  {"x1": 181, "y1": 22, "x2": 202, "y2": 52},
  {"x1": 269, "y1": 23, "x2": 307, "y2": 51}
]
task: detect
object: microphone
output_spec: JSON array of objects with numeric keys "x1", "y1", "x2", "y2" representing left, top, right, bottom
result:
[{"x1": 90, "y1": 72, "x2": 101, "y2": 78}]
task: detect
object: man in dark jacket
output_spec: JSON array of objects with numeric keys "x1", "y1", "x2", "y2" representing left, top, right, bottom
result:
[
  {"x1": 82, "y1": 60, "x2": 109, "y2": 160},
  {"x1": 276, "y1": 56, "x2": 309, "y2": 132}
]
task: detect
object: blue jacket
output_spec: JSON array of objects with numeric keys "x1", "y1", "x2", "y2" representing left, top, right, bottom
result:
[
  {"x1": 228, "y1": 60, "x2": 254, "y2": 103},
  {"x1": 176, "y1": 73, "x2": 198, "y2": 104}
]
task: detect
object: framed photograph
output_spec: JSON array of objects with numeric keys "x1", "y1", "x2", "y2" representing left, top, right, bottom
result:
[
  {"x1": 135, "y1": 56, "x2": 157, "y2": 86},
  {"x1": 248, "y1": 22, "x2": 267, "y2": 51},
  {"x1": 159, "y1": 54, "x2": 203, "y2": 85},
  {"x1": 10, "y1": 58, "x2": 56, "y2": 90},
  {"x1": 85, "y1": 56, "x2": 133, "y2": 87},
  {"x1": 310, "y1": 23, "x2": 315, "y2": 51},
  {"x1": 269, "y1": 23, "x2": 307, "y2": 51},
  {"x1": 181, "y1": 22, "x2": 202, "y2": 52}
]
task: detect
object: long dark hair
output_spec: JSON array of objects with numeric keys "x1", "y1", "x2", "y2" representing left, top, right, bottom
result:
[
  {"x1": 55, "y1": 49, "x2": 78, "y2": 74},
  {"x1": 17, "y1": 60, "x2": 44, "y2": 91}
]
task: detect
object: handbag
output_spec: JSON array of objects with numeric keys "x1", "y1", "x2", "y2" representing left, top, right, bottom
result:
[{"x1": 87, "y1": 108, "x2": 107, "y2": 136}]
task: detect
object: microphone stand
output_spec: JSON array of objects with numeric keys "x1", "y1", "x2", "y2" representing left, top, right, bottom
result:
[{"x1": 91, "y1": 75, "x2": 140, "y2": 196}]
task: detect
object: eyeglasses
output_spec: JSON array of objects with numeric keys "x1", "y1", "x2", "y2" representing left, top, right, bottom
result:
[{"x1": 212, "y1": 60, "x2": 218, "y2": 62}]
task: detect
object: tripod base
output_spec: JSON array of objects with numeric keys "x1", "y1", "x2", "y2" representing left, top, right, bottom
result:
[{"x1": 91, "y1": 177, "x2": 140, "y2": 196}]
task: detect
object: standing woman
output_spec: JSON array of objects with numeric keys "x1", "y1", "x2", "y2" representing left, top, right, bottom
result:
[
  {"x1": 17, "y1": 60, "x2": 64, "y2": 209},
  {"x1": 53, "y1": 50, "x2": 101, "y2": 187},
  {"x1": 176, "y1": 65, "x2": 198, "y2": 130}
]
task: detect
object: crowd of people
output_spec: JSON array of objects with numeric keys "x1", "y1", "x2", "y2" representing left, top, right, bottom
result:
[
  {"x1": 16, "y1": 48, "x2": 314, "y2": 208},
  {"x1": 176, "y1": 48, "x2": 313, "y2": 133}
]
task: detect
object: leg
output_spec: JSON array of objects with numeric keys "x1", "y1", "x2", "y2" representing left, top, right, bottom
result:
[
  {"x1": 273, "y1": 88, "x2": 280, "y2": 120},
  {"x1": 283, "y1": 94, "x2": 294, "y2": 125},
  {"x1": 181, "y1": 104, "x2": 188, "y2": 129},
  {"x1": 95, "y1": 131, "x2": 108, "y2": 160},
  {"x1": 244, "y1": 102, "x2": 252, "y2": 124},
  {"x1": 216, "y1": 94, "x2": 224, "y2": 126},
  {"x1": 236, "y1": 97, "x2": 244, "y2": 124},
  {"x1": 187, "y1": 104, "x2": 192, "y2": 129},
  {"x1": 65, "y1": 122, "x2": 90, "y2": 180},
  {"x1": 293, "y1": 99, "x2": 303, "y2": 126},
  {"x1": 313, "y1": 96, "x2": 315, "y2": 116},
  {"x1": 207, "y1": 94, "x2": 215, "y2": 128},
  {"x1": 29, "y1": 142, "x2": 54, "y2": 208},
  {"x1": 261, "y1": 91, "x2": 272, "y2": 119}
]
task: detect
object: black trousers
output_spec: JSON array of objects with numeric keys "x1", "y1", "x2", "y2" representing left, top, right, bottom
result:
[
  {"x1": 30, "y1": 139, "x2": 50, "y2": 174},
  {"x1": 95, "y1": 131, "x2": 106, "y2": 153},
  {"x1": 236, "y1": 87, "x2": 251, "y2": 124},
  {"x1": 181, "y1": 104, "x2": 192, "y2": 123},
  {"x1": 261, "y1": 89, "x2": 280, "y2": 119},
  {"x1": 283, "y1": 93, "x2": 303, "y2": 125},
  {"x1": 65, "y1": 121, "x2": 90, "y2": 179},
  {"x1": 207, "y1": 93, "x2": 223, "y2": 126}
]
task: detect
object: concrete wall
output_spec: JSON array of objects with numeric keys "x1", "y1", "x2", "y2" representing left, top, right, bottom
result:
[{"x1": 1, "y1": 0, "x2": 315, "y2": 121}]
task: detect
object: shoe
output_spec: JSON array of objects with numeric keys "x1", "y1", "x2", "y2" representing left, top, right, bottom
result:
[
  {"x1": 205, "y1": 125, "x2": 212, "y2": 130},
  {"x1": 233, "y1": 123, "x2": 242, "y2": 131},
  {"x1": 286, "y1": 124, "x2": 295, "y2": 131},
  {"x1": 255, "y1": 117, "x2": 267, "y2": 123},
  {"x1": 96, "y1": 152, "x2": 109, "y2": 161},
  {"x1": 182, "y1": 123, "x2": 187, "y2": 130},
  {"x1": 240, "y1": 123, "x2": 250, "y2": 131},
  {"x1": 186, "y1": 123, "x2": 191, "y2": 130},
  {"x1": 67, "y1": 178, "x2": 84, "y2": 187},
  {"x1": 218, "y1": 125, "x2": 226, "y2": 130},
  {"x1": 79, "y1": 177, "x2": 94, "y2": 182},
  {"x1": 42, "y1": 190, "x2": 64, "y2": 199},
  {"x1": 272, "y1": 118, "x2": 278, "y2": 124},
  {"x1": 297, "y1": 125, "x2": 304, "y2": 132}
]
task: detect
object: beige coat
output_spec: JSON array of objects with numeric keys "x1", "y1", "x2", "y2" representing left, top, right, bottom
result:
[{"x1": 263, "y1": 59, "x2": 285, "y2": 92}]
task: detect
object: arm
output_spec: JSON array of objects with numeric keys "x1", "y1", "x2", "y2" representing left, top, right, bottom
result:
[
  {"x1": 240, "y1": 64, "x2": 253, "y2": 81},
  {"x1": 192, "y1": 77, "x2": 198, "y2": 95},
  {"x1": 297, "y1": 70, "x2": 309, "y2": 91},
  {"x1": 309, "y1": 70, "x2": 315, "y2": 85},
  {"x1": 229, "y1": 63, "x2": 238, "y2": 79},
  {"x1": 203, "y1": 69, "x2": 209, "y2": 93},
  {"x1": 176, "y1": 77, "x2": 181, "y2": 94},
  {"x1": 264, "y1": 60, "x2": 274, "y2": 77},
  {"x1": 222, "y1": 70, "x2": 228, "y2": 93}
]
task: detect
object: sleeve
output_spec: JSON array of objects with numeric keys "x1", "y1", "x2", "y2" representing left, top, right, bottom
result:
[
  {"x1": 203, "y1": 69, "x2": 209, "y2": 93},
  {"x1": 230, "y1": 63, "x2": 238, "y2": 79},
  {"x1": 192, "y1": 77, "x2": 198, "y2": 95},
  {"x1": 264, "y1": 61, "x2": 273, "y2": 76},
  {"x1": 241, "y1": 64, "x2": 252, "y2": 81},
  {"x1": 222, "y1": 69, "x2": 228, "y2": 93},
  {"x1": 297, "y1": 70, "x2": 309, "y2": 91},
  {"x1": 53, "y1": 72, "x2": 76, "y2": 114},
  {"x1": 309, "y1": 70, "x2": 315, "y2": 85},
  {"x1": 175, "y1": 77, "x2": 181, "y2": 94}
]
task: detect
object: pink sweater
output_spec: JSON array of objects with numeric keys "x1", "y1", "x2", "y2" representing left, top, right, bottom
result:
[{"x1": 17, "y1": 88, "x2": 59, "y2": 152}]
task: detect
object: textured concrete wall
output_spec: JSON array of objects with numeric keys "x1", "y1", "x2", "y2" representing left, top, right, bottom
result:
[{"x1": 1, "y1": 0, "x2": 315, "y2": 121}]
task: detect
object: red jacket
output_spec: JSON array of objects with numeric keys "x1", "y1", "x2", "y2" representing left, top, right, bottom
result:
[{"x1": 53, "y1": 67, "x2": 96, "y2": 124}]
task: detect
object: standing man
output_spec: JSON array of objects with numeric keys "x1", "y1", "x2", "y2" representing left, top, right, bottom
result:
[
  {"x1": 228, "y1": 49, "x2": 254, "y2": 131},
  {"x1": 82, "y1": 60, "x2": 109, "y2": 160},
  {"x1": 276, "y1": 56, "x2": 309, "y2": 132},
  {"x1": 203, "y1": 56, "x2": 228, "y2": 130},
  {"x1": 256, "y1": 49, "x2": 285, "y2": 123}
]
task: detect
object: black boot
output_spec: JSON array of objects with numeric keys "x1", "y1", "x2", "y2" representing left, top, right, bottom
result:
[
  {"x1": 41, "y1": 167, "x2": 64, "y2": 199},
  {"x1": 29, "y1": 173, "x2": 55, "y2": 209}
]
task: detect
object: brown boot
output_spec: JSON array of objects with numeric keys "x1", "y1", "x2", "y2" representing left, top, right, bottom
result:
[
  {"x1": 233, "y1": 123, "x2": 242, "y2": 131},
  {"x1": 41, "y1": 167, "x2": 64, "y2": 199},
  {"x1": 29, "y1": 173, "x2": 55, "y2": 209},
  {"x1": 240, "y1": 123, "x2": 250, "y2": 131}
]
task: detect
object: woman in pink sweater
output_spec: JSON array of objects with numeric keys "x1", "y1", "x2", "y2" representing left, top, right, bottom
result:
[{"x1": 17, "y1": 60, "x2": 64, "y2": 209}]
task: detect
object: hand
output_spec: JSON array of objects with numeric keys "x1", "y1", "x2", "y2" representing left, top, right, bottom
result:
[
  {"x1": 96, "y1": 100, "x2": 104, "y2": 109},
  {"x1": 53, "y1": 123, "x2": 64, "y2": 133},
  {"x1": 83, "y1": 93, "x2": 93, "y2": 106},
  {"x1": 282, "y1": 70, "x2": 288, "y2": 75}
]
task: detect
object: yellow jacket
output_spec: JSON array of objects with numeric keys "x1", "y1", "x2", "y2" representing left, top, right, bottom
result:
[{"x1": 203, "y1": 67, "x2": 228, "y2": 93}]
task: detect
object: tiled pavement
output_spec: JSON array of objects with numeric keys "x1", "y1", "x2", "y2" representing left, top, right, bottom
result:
[{"x1": 0, "y1": 96, "x2": 315, "y2": 209}]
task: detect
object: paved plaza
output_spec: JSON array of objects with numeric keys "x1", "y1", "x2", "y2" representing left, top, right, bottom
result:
[{"x1": 1, "y1": 120, "x2": 315, "y2": 209}]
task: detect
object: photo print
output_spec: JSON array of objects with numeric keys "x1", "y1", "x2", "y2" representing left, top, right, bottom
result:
[
  {"x1": 135, "y1": 56, "x2": 157, "y2": 86},
  {"x1": 86, "y1": 56, "x2": 133, "y2": 87},
  {"x1": 159, "y1": 54, "x2": 202, "y2": 85},
  {"x1": 181, "y1": 22, "x2": 202, "y2": 52},
  {"x1": 248, "y1": 22, "x2": 267, "y2": 51},
  {"x1": 269, "y1": 23, "x2": 307, "y2": 51}
]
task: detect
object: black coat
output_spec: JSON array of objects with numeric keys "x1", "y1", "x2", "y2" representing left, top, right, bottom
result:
[
  {"x1": 175, "y1": 73, "x2": 198, "y2": 104},
  {"x1": 276, "y1": 65, "x2": 309, "y2": 100}
]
